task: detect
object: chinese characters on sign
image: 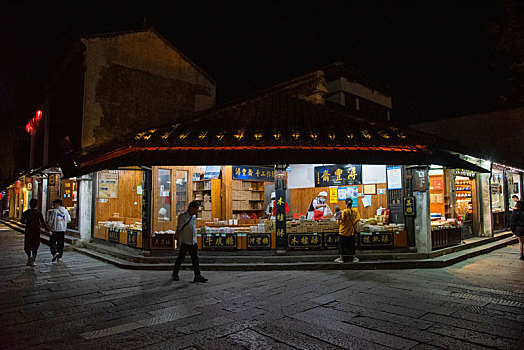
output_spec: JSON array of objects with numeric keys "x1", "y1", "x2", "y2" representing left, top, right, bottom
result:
[
  {"x1": 247, "y1": 233, "x2": 271, "y2": 249},
  {"x1": 360, "y1": 232, "x2": 393, "y2": 246},
  {"x1": 324, "y1": 233, "x2": 339, "y2": 247},
  {"x1": 232, "y1": 166, "x2": 275, "y2": 182},
  {"x1": 454, "y1": 169, "x2": 477, "y2": 178},
  {"x1": 403, "y1": 196, "x2": 416, "y2": 216},
  {"x1": 127, "y1": 230, "x2": 138, "y2": 247},
  {"x1": 108, "y1": 228, "x2": 120, "y2": 244},
  {"x1": 314, "y1": 165, "x2": 362, "y2": 187},
  {"x1": 151, "y1": 233, "x2": 174, "y2": 248},
  {"x1": 202, "y1": 233, "x2": 237, "y2": 249},
  {"x1": 288, "y1": 234, "x2": 322, "y2": 248}
]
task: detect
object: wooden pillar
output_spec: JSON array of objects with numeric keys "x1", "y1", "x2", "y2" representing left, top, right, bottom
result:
[{"x1": 221, "y1": 166, "x2": 232, "y2": 220}]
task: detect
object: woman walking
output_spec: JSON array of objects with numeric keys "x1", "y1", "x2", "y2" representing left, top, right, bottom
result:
[
  {"x1": 510, "y1": 200, "x2": 524, "y2": 261},
  {"x1": 20, "y1": 199, "x2": 49, "y2": 266}
]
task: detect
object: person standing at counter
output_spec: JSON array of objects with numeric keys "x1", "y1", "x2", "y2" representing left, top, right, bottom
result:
[
  {"x1": 306, "y1": 191, "x2": 333, "y2": 221},
  {"x1": 335, "y1": 198, "x2": 360, "y2": 263}
]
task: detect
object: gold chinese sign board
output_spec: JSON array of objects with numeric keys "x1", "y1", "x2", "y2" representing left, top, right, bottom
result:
[
  {"x1": 324, "y1": 233, "x2": 340, "y2": 247},
  {"x1": 202, "y1": 233, "x2": 237, "y2": 249},
  {"x1": 108, "y1": 228, "x2": 120, "y2": 244},
  {"x1": 314, "y1": 164, "x2": 362, "y2": 187},
  {"x1": 360, "y1": 232, "x2": 393, "y2": 247},
  {"x1": 288, "y1": 233, "x2": 322, "y2": 249},
  {"x1": 403, "y1": 196, "x2": 416, "y2": 216},
  {"x1": 247, "y1": 233, "x2": 271, "y2": 249},
  {"x1": 233, "y1": 166, "x2": 275, "y2": 182},
  {"x1": 151, "y1": 233, "x2": 174, "y2": 249},
  {"x1": 127, "y1": 230, "x2": 139, "y2": 248}
]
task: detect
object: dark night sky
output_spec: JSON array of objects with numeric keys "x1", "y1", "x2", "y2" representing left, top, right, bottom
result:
[{"x1": 0, "y1": 1, "x2": 515, "y2": 126}]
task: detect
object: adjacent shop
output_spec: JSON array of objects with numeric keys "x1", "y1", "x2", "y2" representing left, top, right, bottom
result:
[{"x1": 93, "y1": 169, "x2": 143, "y2": 248}]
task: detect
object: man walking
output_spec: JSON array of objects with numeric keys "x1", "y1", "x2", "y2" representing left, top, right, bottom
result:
[
  {"x1": 21, "y1": 199, "x2": 49, "y2": 267},
  {"x1": 47, "y1": 199, "x2": 71, "y2": 262},
  {"x1": 172, "y1": 201, "x2": 208, "y2": 282}
]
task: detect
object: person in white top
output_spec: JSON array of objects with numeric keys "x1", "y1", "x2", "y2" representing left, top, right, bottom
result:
[
  {"x1": 306, "y1": 191, "x2": 333, "y2": 220},
  {"x1": 172, "y1": 201, "x2": 208, "y2": 283},
  {"x1": 47, "y1": 199, "x2": 71, "y2": 262}
]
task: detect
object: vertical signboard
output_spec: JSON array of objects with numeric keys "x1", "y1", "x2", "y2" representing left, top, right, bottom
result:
[{"x1": 274, "y1": 166, "x2": 287, "y2": 250}]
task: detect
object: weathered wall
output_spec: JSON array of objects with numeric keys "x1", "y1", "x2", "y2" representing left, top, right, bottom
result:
[{"x1": 81, "y1": 30, "x2": 216, "y2": 149}]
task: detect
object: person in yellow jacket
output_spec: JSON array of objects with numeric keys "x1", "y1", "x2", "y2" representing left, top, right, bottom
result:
[{"x1": 335, "y1": 197, "x2": 360, "y2": 263}]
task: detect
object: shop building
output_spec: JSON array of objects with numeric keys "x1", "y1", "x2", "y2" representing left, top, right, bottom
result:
[
  {"x1": 412, "y1": 107, "x2": 524, "y2": 234},
  {"x1": 67, "y1": 70, "x2": 489, "y2": 256}
]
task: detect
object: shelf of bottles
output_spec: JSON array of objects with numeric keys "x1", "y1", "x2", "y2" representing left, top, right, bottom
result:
[{"x1": 455, "y1": 178, "x2": 472, "y2": 214}]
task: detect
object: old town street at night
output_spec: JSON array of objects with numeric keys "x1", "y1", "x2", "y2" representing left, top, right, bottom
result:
[{"x1": 1, "y1": 223, "x2": 523, "y2": 349}]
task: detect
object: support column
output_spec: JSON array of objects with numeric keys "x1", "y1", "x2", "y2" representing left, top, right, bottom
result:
[
  {"x1": 478, "y1": 173, "x2": 492, "y2": 237},
  {"x1": 77, "y1": 175, "x2": 93, "y2": 242},
  {"x1": 274, "y1": 164, "x2": 287, "y2": 253},
  {"x1": 412, "y1": 167, "x2": 432, "y2": 253},
  {"x1": 41, "y1": 177, "x2": 48, "y2": 217},
  {"x1": 142, "y1": 168, "x2": 152, "y2": 255}
]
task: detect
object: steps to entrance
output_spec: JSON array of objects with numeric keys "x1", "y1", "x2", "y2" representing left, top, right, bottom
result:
[
  {"x1": 1, "y1": 218, "x2": 517, "y2": 270},
  {"x1": 74, "y1": 235, "x2": 518, "y2": 270}
]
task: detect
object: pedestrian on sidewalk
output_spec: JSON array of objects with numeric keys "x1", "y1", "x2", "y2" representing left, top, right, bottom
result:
[
  {"x1": 335, "y1": 198, "x2": 360, "y2": 263},
  {"x1": 172, "y1": 201, "x2": 208, "y2": 282},
  {"x1": 20, "y1": 198, "x2": 50, "y2": 267},
  {"x1": 47, "y1": 199, "x2": 71, "y2": 262},
  {"x1": 510, "y1": 200, "x2": 524, "y2": 260}
]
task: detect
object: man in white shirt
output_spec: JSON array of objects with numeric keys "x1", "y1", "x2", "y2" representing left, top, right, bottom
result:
[
  {"x1": 172, "y1": 201, "x2": 208, "y2": 283},
  {"x1": 47, "y1": 199, "x2": 71, "y2": 262}
]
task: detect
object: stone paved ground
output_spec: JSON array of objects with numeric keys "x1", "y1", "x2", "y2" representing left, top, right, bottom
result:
[{"x1": 1, "y1": 223, "x2": 523, "y2": 350}]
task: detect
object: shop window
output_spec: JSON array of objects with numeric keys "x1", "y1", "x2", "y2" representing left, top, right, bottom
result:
[
  {"x1": 491, "y1": 169, "x2": 505, "y2": 213},
  {"x1": 175, "y1": 170, "x2": 188, "y2": 216},
  {"x1": 158, "y1": 169, "x2": 171, "y2": 221}
]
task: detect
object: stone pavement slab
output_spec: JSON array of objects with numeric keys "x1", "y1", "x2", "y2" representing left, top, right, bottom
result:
[{"x1": 0, "y1": 223, "x2": 523, "y2": 349}]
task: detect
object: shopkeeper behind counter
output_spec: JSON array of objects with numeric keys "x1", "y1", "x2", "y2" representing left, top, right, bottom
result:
[
  {"x1": 266, "y1": 192, "x2": 290, "y2": 219},
  {"x1": 307, "y1": 191, "x2": 333, "y2": 221}
]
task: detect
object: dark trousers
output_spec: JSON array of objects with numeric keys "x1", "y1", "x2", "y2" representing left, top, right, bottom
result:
[
  {"x1": 172, "y1": 243, "x2": 201, "y2": 276},
  {"x1": 338, "y1": 235, "x2": 356, "y2": 262},
  {"x1": 25, "y1": 249, "x2": 37, "y2": 258},
  {"x1": 50, "y1": 231, "x2": 65, "y2": 258}
]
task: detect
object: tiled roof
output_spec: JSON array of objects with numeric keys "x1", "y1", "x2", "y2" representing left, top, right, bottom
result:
[{"x1": 70, "y1": 88, "x2": 488, "y2": 176}]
